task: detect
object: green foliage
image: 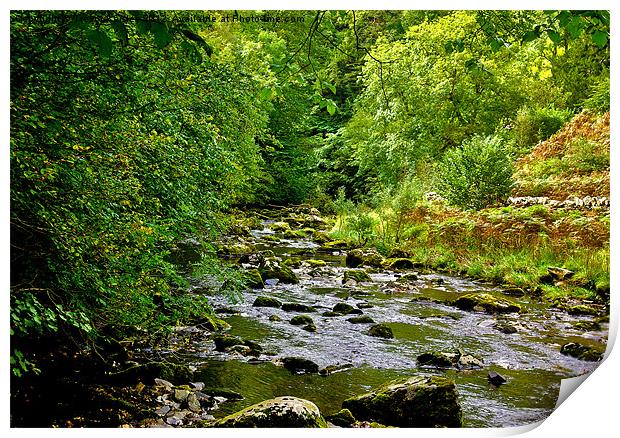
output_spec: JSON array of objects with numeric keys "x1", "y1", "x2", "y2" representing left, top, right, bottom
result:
[
  {"x1": 345, "y1": 211, "x2": 378, "y2": 246},
  {"x1": 437, "y1": 135, "x2": 514, "y2": 210},
  {"x1": 10, "y1": 10, "x2": 269, "y2": 375},
  {"x1": 583, "y1": 76, "x2": 610, "y2": 114},
  {"x1": 512, "y1": 106, "x2": 573, "y2": 152}
]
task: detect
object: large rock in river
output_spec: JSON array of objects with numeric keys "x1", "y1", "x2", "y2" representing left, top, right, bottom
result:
[
  {"x1": 453, "y1": 293, "x2": 520, "y2": 314},
  {"x1": 259, "y1": 257, "x2": 299, "y2": 284},
  {"x1": 212, "y1": 396, "x2": 327, "y2": 427},
  {"x1": 346, "y1": 248, "x2": 385, "y2": 268},
  {"x1": 342, "y1": 375, "x2": 462, "y2": 427}
]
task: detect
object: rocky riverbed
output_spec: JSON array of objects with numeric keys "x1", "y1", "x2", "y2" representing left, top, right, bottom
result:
[{"x1": 139, "y1": 205, "x2": 608, "y2": 428}]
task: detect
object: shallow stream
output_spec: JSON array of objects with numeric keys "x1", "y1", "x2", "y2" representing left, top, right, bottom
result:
[{"x1": 168, "y1": 216, "x2": 607, "y2": 427}]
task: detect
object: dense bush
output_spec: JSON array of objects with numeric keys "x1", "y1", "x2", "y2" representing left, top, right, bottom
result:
[
  {"x1": 512, "y1": 106, "x2": 573, "y2": 153},
  {"x1": 437, "y1": 135, "x2": 514, "y2": 210}
]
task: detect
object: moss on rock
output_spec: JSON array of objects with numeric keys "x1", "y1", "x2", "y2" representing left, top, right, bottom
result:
[
  {"x1": 367, "y1": 323, "x2": 394, "y2": 339},
  {"x1": 343, "y1": 269, "x2": 372, "y2": 284},
  {"x1": 453, "y1": 293, "x2": 521, "y2": 313},
  {"x1": 242, "y1": 269, "x2": 264, "y2": 289},
  {"x1": 560, "y1": 342, "x2": 604, "y2": 361},
  {"x1": 382, "y1": 258, "x2": 415, "y2": 270},
  {"x1": 253, "y1": 296, "x2": 283, "y2": 308},
  {"x1": 342, "y1": 375, "x2": 462, "y2": 427},
  {"x1": 290, "y1": 315, "x2": 314, "y2": 326},
  {"x1": 211, "y1": 396, "x2": 327, "y2": 427}
]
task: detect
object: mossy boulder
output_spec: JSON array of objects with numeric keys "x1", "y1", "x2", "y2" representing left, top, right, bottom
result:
[
  {"x1": 211, "y1": 396, "x2": 327, "y2": 427},
  {"x1": 313, "y1": 231, "x2": 333, "y2": 244},
  {"x1": 197, "y1": 315, "x2": 231, "y2": 332},
  {"x1": 453, "y1": 293, "x2": 521, "y2": 314},
  {"x1": 283, "y1": 257, "x2": 302, "y2": 268},
  {"x1": 290, "y1": 315, "x2": 314, "y2": 326},
  {"x1": 382, "y1": 258, "x2": 415, "y2": 270},
  {"x1": 303, "y1": 323, "x2": 317, "y2": 332},
  {"x1": 343, "y1": 269, "x2": 372, "y2": 284},
  {"x1": 281, "y1": 357, "x2": 320, "y2": 374},
  {"x1": 305, "y1": 259, "x2": 327, "y2": 267},
  {"x1": 347, "y1": 315, "x2": 375, "y2": 324},
  {"x1": 396, "y1": 273, "x2": 419, "y2": 283},
  {"x1": 217, "y1": 239, "x2": 255, "y2": 255},
  {"x1": 242, "y1": 269, "x2": 264, "y2": 289},
  {"x1": 321, "y1": 239, "x2": 350, "y2": 250},
  {"x1": 560, "y1": 342, "x2": 604, "y2": 361},
  {"x1": 259, "y1": 258, "x2": 299, "y2": 284},
  {"x1": 271, "y1": 221, "x2": 291, "y2": 232},
  {"x1": 341, "y1": 375, "x2": 462, "y2": 427},
  {"x1": 284, "y1": 229, "x2": 306, "y2": 239},
  {"x1": 566, "y1": 305, "x2": 600, "y2": 316},
  {"x1": 253, "y1": 296, "x2": 283, "y2": 308},
  {"x1": 367, "y1": 323, "x2": 394, "y2": 339},
  {"x1": 332, "y1": 302, "x2": 356, "y2": 315},
  {"x1": 282, "y1": 302, "x2": 315, "y2": 312},
  {"x1": 325, "y1": 408, "x2": 357, "y2": 427},
  {"x1": 212, "y1": 334, "x2": 263, "y2": 356},
  {"x1": 346, "y1": 248, "x2": 385, "y2": 268}
]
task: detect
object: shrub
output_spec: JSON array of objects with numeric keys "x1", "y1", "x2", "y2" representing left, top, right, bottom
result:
[
  {"x1": 437, "y1": 135, "x2": 514, "y2": 210},
  {"x1": 582, "y1": 75, "x2": 610, "y2": 114},
  {"x1": 512, "y1": 106, "x2": 573, "y2": 153}
]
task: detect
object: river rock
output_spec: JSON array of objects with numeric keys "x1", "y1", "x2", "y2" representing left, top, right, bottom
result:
[
  {"x1": 303, "y1": 323, "x2": 317, "y2": 332},
  {"x1": 487, "y1": 371, "x2": 507, "y2": 386},
  {"x1": 260, "y1": 258, "x2": 299, "y2": 284},
  {"x1": 560, "y1": 342, "x2": 604, "y2": 361},
  {"x1": 290, "y1": 315, "x2": 313, "y2": 325},
  {"x1": 396, "y1": 273, "x2": 419, "y2": 283},
  {"x1": 343, "y1": 269, "x2": 372, "y2": 284},
  {"x1": 566, "y1": 305, "x2": 600, "y2": 316},
  {"x1": 325, "y1": 408, "x2": 357, "y2": 427},
  {"x1": 346, "y1": 248, "x2": 385, "y2": 268},
  {"x1": 282, "y1": 302, "x2": 315, "y2": 312},
  {"x1": 367, "y1": 323, "x2": 394, "y2": 339},
  {"x1": 271, "y1": 221, "x2": 291, "y2": 232},
  {"x1": 453, "y1": 293, "x2": 521, "y2": 313},
  {"x1": 281, "y1": 357, "x2": 320, "y2": 374},
  {"x1": 269, "y1": 314, "x2": 282, "y2": 322},
  {"x1": 242, "y1": 269, "x2": 264, "y2": 289},
  {"x1": 342, "y1": 375, "x2": 462, "y2": 427},
  {"x1": 212, "y1": 396, "x2": 327, "y2": 427},
  {"x1": 332, "y1": 302, "x2": 355, "y2": 315},
  {"x1": 321, "y1": 239, "x2": 350, "y2": 250},
  {"x1": 253, "y1": 296, "x2": 283, "y2": 308},
  {"x1": 382, "y1": 258, "x2": 415, "y2": 270},
  {"x1": 347, "y1": 315, "x2": 375, "y2": 324},
  {"x1": 212, "y1": 334, "x2": 262, "y2": 356}
]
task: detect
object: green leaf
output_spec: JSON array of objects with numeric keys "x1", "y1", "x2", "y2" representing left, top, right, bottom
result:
[
  {"x1": 151, "y1": 22, "x2": 172, "y2": 49},
  {"x1": 260, "y1": 88, "x2": 273, "y2": 101},
  {"x1": 87, "y1": 30, "x2": 113, "y2": 58},
  {"x1": 591, "y1": 30, "x2": 608, "y2": 48},
  {"x1": 326, "y1": 100, "x2": 337, "y2": 116},
  {"x1": 521, "y1": 30, "x2": 540, "y2": 44},
  {"x1": 546, "y1": 29, "x2": 562, "y2": 44}
]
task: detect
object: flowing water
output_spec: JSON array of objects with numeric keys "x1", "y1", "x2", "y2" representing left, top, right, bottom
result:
[{"x1": 168, "y1": 216, "x2": 607, "y2": 428}]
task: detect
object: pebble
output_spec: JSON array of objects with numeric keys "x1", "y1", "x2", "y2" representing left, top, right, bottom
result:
[{"x1": 154, "y1": 405, "x2": 171, "y2": 416}]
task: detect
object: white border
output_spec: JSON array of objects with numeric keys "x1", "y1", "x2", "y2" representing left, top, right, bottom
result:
[{"x1": 2, "y1": 1, "x2": 617, "y2": 437}]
